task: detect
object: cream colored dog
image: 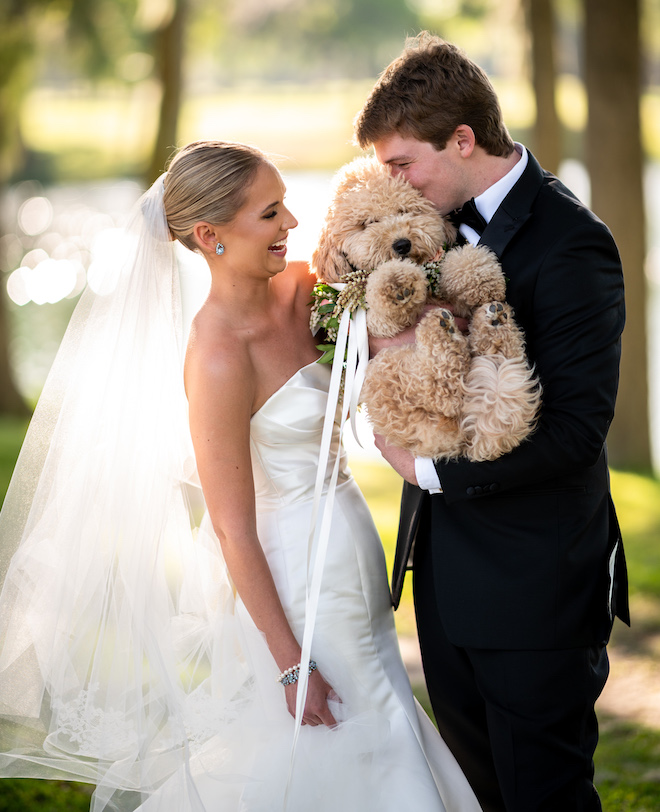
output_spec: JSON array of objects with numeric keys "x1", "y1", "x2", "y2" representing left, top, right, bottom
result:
[{"x1": 311, "y1": 156, "x2": 541, "y2": 462}]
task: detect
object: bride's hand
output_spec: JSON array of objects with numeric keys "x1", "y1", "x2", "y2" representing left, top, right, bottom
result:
[{"x1": 285, "y1": 670, "x2": 340, "y2": 728}]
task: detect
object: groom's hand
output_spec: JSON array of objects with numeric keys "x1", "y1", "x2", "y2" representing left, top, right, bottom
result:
[
  {"x1": 373, "y1": 433, "x2": 418, "y2": 486},
  {"x1": 368, "y1": 302, "x2": 469, "y2": 357},
  {"x1": 368, "y1": 322, "x2": 418, "y2": 357}
]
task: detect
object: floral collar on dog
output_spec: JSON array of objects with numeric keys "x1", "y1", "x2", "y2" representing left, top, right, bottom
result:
[{"x1": 310, "y1": 260, "x2": 446, "y2": 365}]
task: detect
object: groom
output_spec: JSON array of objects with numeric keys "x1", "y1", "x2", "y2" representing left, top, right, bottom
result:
[{"x1": 356, "y1": 34, "x2": 629, "y2": 811}]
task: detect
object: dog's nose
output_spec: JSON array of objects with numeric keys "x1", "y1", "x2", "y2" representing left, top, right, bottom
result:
[{"x1": 392, "y1": 238, "x2": 412, "y2": 257}]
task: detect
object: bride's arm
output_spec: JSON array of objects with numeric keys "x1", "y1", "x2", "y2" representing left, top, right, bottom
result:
[{"x1": 185, "y1": 341, "x2": 337, "y2": 727}]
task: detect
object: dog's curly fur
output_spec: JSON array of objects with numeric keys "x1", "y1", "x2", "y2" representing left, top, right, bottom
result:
[
  {"x1": 312, "y1": 156, "x2": 542, "y2": 462},
  {"x1": 313, "y1": 157, "x2": 455, "y2": 281}
]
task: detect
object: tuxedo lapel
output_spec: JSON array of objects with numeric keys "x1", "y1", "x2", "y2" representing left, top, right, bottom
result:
[
  {"x1": 478, "y1": 151, "x2": 545, "y2": 259},
  {"x1": 391, "y1": 153, "x2": 552, "y2": 611}
]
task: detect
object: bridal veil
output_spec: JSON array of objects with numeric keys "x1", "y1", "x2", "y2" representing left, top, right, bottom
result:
[{"x1": 0, "y1": 176, "x2": 253, "y2": 811}]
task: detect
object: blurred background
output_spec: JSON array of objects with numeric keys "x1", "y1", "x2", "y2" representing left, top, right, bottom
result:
[
  {"x1": 0, "y1": 0, "x2": 659, "y2": 472},
  {"x1": 2, "y1": 0, "x2": 660, "y2": 809}
]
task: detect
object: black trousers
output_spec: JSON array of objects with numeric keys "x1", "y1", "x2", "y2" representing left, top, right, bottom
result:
[{"x1": 413, "y1": 528, "x2": 609, "y2": 812}]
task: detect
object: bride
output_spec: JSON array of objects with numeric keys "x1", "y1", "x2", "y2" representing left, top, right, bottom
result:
[{"x1": 0, "y1": 141, "x2": 480, "y2": 811}]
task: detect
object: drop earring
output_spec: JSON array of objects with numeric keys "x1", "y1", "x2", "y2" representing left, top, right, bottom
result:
[{"x1": 215, "y1": 242, "x2": 225, "y2": 255}]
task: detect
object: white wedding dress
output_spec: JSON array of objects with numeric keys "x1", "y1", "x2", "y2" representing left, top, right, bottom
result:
[
  {"x1": 135, "y1": 360, "x2": 480, "y2": 812},
  {"x1": 0, "y1": 352, "x2": 480, "y2": 812},
  {"x1": 0, "y1": 178, "x2": 479, "y2": 810}
]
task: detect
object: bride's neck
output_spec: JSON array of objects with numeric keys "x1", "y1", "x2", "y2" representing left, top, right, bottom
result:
[{"x1": 208, "y1": 269, "x2": 279, "y2": 321}]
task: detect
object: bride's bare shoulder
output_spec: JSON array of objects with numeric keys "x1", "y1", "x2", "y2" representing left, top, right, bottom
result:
[
  {"x1": 277, "y1": 259, "x2": 315, "y2": 292},
  {"x1": 275, "y1": 260, "x2": 316, "y2": 312},
  {"x1": 286, "y1": 259, "x2": 313, "y2": 279},
  {"x1": 184, "y1": 304, "x2": 253, "y2": 399}
]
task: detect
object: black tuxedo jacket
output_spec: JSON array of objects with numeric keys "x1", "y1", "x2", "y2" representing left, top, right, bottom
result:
[{"x1": 391, "y1": 150, "x2": 629, "y2": 649}]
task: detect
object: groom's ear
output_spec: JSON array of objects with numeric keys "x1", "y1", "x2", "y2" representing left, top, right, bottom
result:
[
  {"x1": 453, "y1": 124, "x2": 476, "y2": 158},
  {"x1": 312, "y1": 225, "x2": 352, "y2": 283}
]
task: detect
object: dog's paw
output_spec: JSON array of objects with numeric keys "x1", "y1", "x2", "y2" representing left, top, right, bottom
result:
[
  {"x1": 486, "y1": 302, "x2": 508, "y2": 327},
  {"x1": 415, "y1": 307, "x2": 470, "y2": 362},
  {"x1": 437, "y1": 308, "x2": 457, "y2": 333},
  {"x1": 369, "y1": 262, "x2": 427, "y2": 309},
  {"x1": 421, "y1": 307, "x2": 463, "y2": 340},
  {"x1": 438, "y1": 244, "x2": 506, "y2": 316},
  {"x1": 393, "y1": 284, "x2": 418, "y2": 305},
  {"x1": 469, "y1": 302, "x2": 526, "y2": 358},
  {"x1": 365, "y1": 259, "x2": 428, "y2": 337}
]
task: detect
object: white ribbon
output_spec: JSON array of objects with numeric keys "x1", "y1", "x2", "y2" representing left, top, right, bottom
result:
[{"x1": 284, "y1": 288, "x2": 369, "y2": 806}]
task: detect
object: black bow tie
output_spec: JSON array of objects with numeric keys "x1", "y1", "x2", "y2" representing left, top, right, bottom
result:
[{"x1": 449, "y1": 198, "x2": 487, "y2": 235}]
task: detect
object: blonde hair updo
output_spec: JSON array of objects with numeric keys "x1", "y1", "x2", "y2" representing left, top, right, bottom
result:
[{"x1": 163, "y1": 141, "x2": 270, "y2": 252}]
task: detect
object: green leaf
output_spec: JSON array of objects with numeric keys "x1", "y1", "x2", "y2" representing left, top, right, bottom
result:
[{"x1": 315, "y1": 344, "x2": 336, "y2": 364}]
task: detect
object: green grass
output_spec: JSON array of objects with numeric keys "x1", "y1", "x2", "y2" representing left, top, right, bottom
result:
[
  {"x1": 0, "y1": 418, "x2": 27, "y2": 498},
  {"x1": 1, "y1": 419, "x2": 660, "y2": 808},
  {"x1": 609, "y1": 469, "x2": 660, "y2": 598},
  {"x1": 0, "y1": 780, "x2": 93, "y2": 811},
  {"x1": 596, "y1": 715, "x2": 660, "y2": 810}
]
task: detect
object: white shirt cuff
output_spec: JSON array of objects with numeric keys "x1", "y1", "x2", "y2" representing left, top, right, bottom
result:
[{"x1": 414, "y1": 456, "x2": 443, "y2": 494}]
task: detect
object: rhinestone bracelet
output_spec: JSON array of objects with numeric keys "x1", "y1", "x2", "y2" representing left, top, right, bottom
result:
[{"x1": 277, "y1": 660, "x2": 318, "y2": 686}]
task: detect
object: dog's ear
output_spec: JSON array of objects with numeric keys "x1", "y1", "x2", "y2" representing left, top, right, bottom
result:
[{"x1": 312, "y1": 224, "x2": 352, "y2": 283}]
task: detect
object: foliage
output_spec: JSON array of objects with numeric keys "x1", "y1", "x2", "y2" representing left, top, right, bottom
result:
[
  {"x1": 0, "y1": 417, "x2": 27, "y2": 491},
  {"x1": 0, "y1": 0, "x2": 143, "y2": 182},
  {"x1": 62, "y1": 0, "x2": 143, "y2": 79},
  {"x1": 14, "y1": 79, "x2": 660, "y2": 185},
  {"x1": 0, "y1": 1, "x2": 41, "y2": 180},
  {"x1": 0, "y1": 779, "x2": 92, "y2": 811},
  {"x1": 17, "y1": 82, "x2": 372, "y2": 179},
  {"x1": 212, "y1": 0, "x2": 422, "y2": 80},
  {"x1": 609, "y1": 470, "x2": 660, "y2": 598}
]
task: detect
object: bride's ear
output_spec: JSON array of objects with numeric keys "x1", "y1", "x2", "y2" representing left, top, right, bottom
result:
[{"x1": 192, "y1": 222, "x2": 220, "y2": 255}]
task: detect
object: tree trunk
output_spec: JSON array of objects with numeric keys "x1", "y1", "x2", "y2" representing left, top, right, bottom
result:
[
  {"x1": 523, "y1": 0, "x2": 561, "y2": 175},
  {"x1": 0, "y1": 0, "x2": 32, "y2": 415},
  {"x1": 584, "y1": 0, "x2": 649, "y2": 470},
  {"x1": 0, "y1": 260, "x2": 29, "y2": 415},
  {"x1": 146, "y1": 0, "x2": 186, "y2": 183}
]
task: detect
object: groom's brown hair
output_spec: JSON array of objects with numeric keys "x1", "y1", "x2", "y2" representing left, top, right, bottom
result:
[{"x1": 354, "y1": 32, "x2": 514, "y2": 158}]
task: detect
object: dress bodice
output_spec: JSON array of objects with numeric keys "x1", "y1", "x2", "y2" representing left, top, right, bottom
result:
[{"x1": 250, "y1": 361, "x2": 349, "y2": 509}]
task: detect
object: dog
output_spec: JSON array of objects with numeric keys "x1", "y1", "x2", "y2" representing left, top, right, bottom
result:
[{"x1": 311, "y1": 156, "x2": 541, "y2": 462}]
